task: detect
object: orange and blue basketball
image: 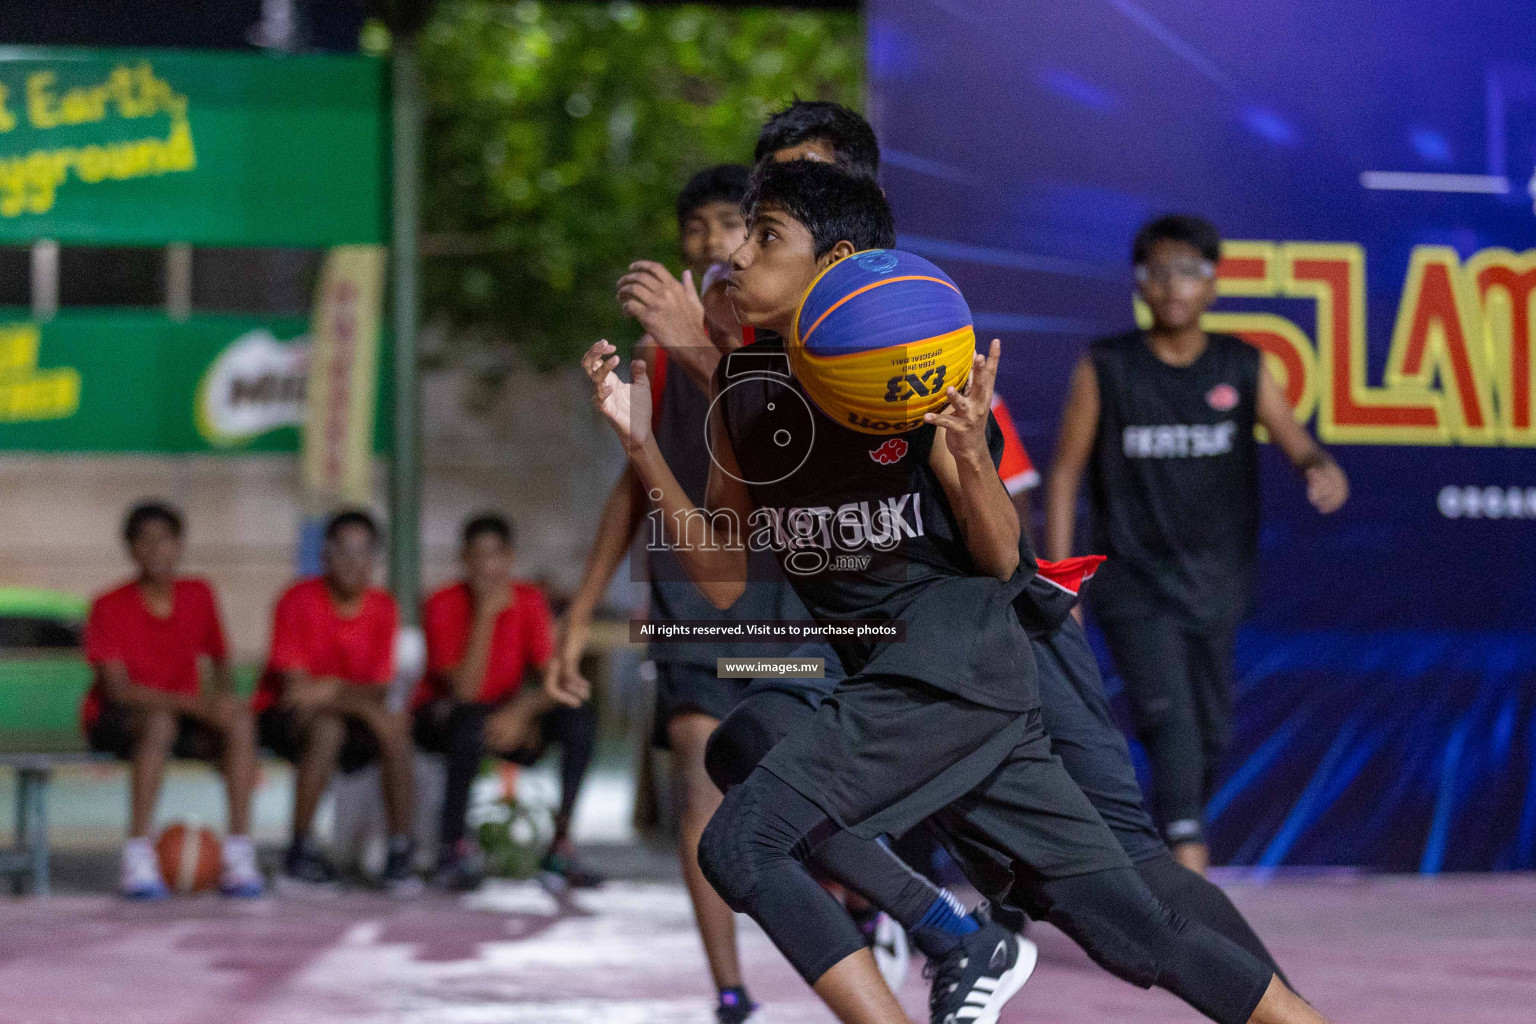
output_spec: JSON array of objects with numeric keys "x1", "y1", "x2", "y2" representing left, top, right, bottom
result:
[{"x1": 790, "y1": 249, "x2": 975, "y2": 434}]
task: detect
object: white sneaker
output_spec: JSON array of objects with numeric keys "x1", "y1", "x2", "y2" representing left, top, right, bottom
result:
[
  {"x1": 220, "y1": 836, "x2": 266, "y2": 898},
  {"x1": 870, "y1": 912, "x2": 912, "y2": 992},
  {"x1": 121, "y1": 838, "x2": 169, "y2": 901}
]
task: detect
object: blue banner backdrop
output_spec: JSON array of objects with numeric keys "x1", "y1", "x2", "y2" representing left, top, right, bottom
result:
[{"x1": 869, "y1": 0, "x2": 1536, "y2": 870}]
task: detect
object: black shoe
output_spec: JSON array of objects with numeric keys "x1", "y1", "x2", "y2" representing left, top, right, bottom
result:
[
  {"x1": 279, "y1": 837, "x2": 338, "y2": 896},
  {"x1": 924, "y1": 917, "x2": 1038, "y2": 1024},
  {"x1": 539, "y1": 840, "x2": 604, "y2": 891},
  {"x1": 384, "y1": 836, "x2": 423, "y2": 899},
  {"x1": 715, "y1": 986, "x2": 756, "y2": 1024},
  {"x1": 432, "y1": 839, "x2": 485, "y2": 893}
]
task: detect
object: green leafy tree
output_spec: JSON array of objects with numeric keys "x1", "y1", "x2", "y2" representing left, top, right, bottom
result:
[{"x1": 419, "y1": 1, "x2": 864, "y2": 370}]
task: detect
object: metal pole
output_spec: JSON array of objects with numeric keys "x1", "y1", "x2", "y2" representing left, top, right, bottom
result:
[{"x1": 389, "y1": 39, "x2": 423, "y2": 623}]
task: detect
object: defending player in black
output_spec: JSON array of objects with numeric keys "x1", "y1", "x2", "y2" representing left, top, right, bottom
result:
[
  {"x1": 581, "y1": 160, "x2": 1327, "y2": 1024},
  {"x1": 1045, "y1": 214, "x2": 1349, "y2": 875}
]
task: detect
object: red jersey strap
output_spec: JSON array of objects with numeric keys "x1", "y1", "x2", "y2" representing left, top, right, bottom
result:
[
  {"x1": 989, "y1": 395, "x2": 1039, "y2": 494},
  {"x1": 647, "y1": 343, "x2": 669, "y2": 426},
  {"x1": 1035, "y1": 555, "x2": 1107, "y2": 597}
]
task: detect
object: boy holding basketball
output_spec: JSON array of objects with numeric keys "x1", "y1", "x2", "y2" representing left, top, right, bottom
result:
[
  {"x1": 621, "y1": 101, "x2": 1294, "y2": 1008},
  {"x1": 580, "y1": 159, "x2": 1326, "y2": 1024},
  {"x1": 83, "y1": 501, "x2": 263, "y2": 900}
]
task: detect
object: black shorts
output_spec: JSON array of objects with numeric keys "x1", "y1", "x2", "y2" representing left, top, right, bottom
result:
[
  {"x1": 86, "y1": 700, "x2": 225, "y2": 762},
  {"x1": 704, "y1": 688, "x2": 818, "y2": 793},
  {"x1": 760, "y1": 671, "x2": 1126, "y2": 881},
  {"x1": 257, "y1": 706, "x2": 380, "y2": 774},
  {"x1": 650, "y1": 662, "x2": 753, "y2": 749},
  {"x1": 413, "y1": 698, "x2": 544, "y2": 766}
]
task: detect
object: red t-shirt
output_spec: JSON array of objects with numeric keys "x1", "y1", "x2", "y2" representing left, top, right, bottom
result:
[
  {"x1": 81, "y1": 578, "x2": 229, "y2": 730},
  {"x1": 255, "y1": 577, "x2": 398, "y2": 712},
  {"x1": 990, "y1": 394, "x2": 1040, "y2": 495},
  {"x1": 417, "y1": 581, "x2": 554, "y2": 705}
]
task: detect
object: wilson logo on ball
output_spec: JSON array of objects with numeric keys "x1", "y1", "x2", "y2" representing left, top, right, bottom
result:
[{"x1": 869, "y1": 438, "x2": 910, "y2": 464}]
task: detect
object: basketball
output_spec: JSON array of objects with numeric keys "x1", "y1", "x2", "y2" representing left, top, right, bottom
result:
[
  {"x1": 790, "y1": 249, "x2": 976, "y2": 435},
  {"x1": 155, "y1": 822, "x2": 221, "y2": 895}
]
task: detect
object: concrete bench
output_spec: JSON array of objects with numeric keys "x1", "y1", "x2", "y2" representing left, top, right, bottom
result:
[{"x1": 0, "y1": 751, "x2": 110, "y2": 896}]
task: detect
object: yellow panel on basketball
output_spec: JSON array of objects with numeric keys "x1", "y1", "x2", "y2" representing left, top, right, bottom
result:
[{"x1": 790, "y1": 249, "x2": 975, "y2": 435}]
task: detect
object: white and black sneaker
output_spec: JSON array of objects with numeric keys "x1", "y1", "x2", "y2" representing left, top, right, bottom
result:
[
  {"x1": 924, "y1": 918, "x2": 1038, "y2": 1024},
  {"x1": 853, "y1": 906, "x2": 912, "y2": 992}
]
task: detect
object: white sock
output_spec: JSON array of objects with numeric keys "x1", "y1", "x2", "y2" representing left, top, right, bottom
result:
[{"x1": 222, "y1": 834, "x2": 253, "y2": 866}]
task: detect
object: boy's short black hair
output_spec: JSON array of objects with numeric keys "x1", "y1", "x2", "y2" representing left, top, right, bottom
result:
[
  {"x1": 754, "y1": 100, "x2": 880, "y2": 179},
  {"x1": 743, "y1": 160, "x2": 896, "y2": 259},
  {"x1": 123, "y1": 501, "x2": 184, "y2": 544},
  {"x1": 1133, "y1": 214, "x2": 1222, "y2": 265},
  {"x1": 462, "y1": 512, "x2": 514, "y2": 548},
  {"x1": 325, "y1": 508, "x2": 380, "y2": 545},
  {"x1": 676, "y1": 164, "x2": 751, "y2": 227}
]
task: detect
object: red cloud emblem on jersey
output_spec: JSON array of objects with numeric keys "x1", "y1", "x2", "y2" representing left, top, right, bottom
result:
[
  {"x1": 1206, "y1": 384, "x2": 1239, "y2": 411},
  {"x1": 869, "y1": 438, "x2": 909, "y2": 465}
]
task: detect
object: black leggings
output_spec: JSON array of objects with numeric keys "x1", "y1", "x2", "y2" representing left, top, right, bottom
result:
[
  {"x1": 700, "y1": 768, "x2": 1270, "y2": 1024},
  {"x1": 705, "y1": 689, "x2": 946, "y2": 938},
  {"x1": 422, "y1": 700, "x2": 598, "y2": 847},
  {"x1": 1098, "y1": 614, "x2": 1237, "y2": 845},
  {"x1": 708, "y1": 688, "x2": 1287, "y2": 987}
]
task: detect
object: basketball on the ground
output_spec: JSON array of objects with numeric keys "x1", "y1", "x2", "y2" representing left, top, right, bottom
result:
[
  {"x1": 790, "y1": 249, "x2": 976, "y2": 435},
  {"x1": 156, "y1": 822, "x2": 221, "y2": 894}
]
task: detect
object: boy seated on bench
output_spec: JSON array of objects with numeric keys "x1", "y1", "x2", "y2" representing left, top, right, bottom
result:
[
  {"x1": 83, "y1": 501, "x2": 264, "y2": 900},
  {"x1": 413, "y1": 513, "x2": 602, "y2": 890},
  {"x1": 255, "y1": 509, "x2": 419, "y2": 895}
]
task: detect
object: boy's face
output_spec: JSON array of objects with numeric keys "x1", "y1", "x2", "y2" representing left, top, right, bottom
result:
[
  {"x1": 726, "y1": 206, "x2": 851, "y2": 337},
  {"x1": 1137, "y1": 238, "x2": 1218, "y2": 332},
  {"x1": 323, "y1": 524, "x2": 376, "y2": 599},
  {"x1": 129, "y1": 519, "x2": 182, "y2": 580},
  {"x1": 462, "y1": 533, "x2": 513, "y2": 588},
  {"x1": 680, "y1": 199, "x2": 748, "y2": 279},
  {"x1": 771, "y1": 139, "x2": 838, "y2": 166}
]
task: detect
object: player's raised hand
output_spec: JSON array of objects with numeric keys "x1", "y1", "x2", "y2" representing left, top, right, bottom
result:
[
  {"x1": 582, "y1": 340, "x2": 652, "y2": 454},
  {"x1": 927, "y1": 338, "x2": 1002, "y2": 464},
  {"x1": 618, "y1": 261, "x2": 708, "y2": 354}
]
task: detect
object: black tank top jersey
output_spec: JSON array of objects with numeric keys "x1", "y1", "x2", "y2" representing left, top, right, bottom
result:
[
  {"x1": 713, "y1": 335, "x2": 1040, "y2": 713},
  {"x1": 648, "y1": 347, "x2": 808, "y2": 665},
  {"x1": 1086, "y1": 330, "x2": 1261, "y2": 625}
]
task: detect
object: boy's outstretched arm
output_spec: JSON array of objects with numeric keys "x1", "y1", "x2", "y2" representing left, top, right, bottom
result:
[
  {"x1": 544, "y1": 464, "x2": 646, "y2": 707},
  {"x1": 927, "y1": 339, "x2": 1021, "y2": 580},
  {"x1": 582, "y1": 340, "x2": 752, "y2": 610},
  {"x1": 1255, "y1": 363, "x2": 1349, "y2": 514}
]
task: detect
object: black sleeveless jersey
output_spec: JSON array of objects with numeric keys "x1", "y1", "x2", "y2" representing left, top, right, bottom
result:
[
  {"x1": 713, "y1": 335, "x2": 1040, "y2": 712},
  {"x1": 1086, "y1": 330, "x2": 1261, "y2": 625},
  {"x1": 648, "y1": 346, "x2": 808, "y2": 665}
]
